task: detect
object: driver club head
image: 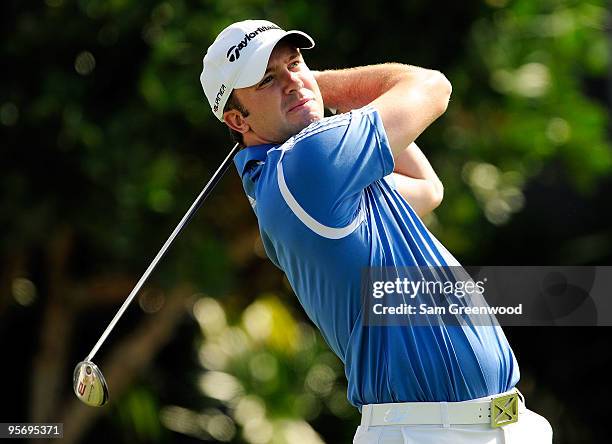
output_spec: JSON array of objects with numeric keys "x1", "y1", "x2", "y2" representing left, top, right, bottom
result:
[{"x1": 73, "y1": 360, "x2": 109, "y2": 407}]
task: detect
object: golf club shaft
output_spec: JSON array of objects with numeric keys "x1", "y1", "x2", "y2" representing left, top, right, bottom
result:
[{"x1": 85, "y1": 143, "x2": 240, "y2": 362}]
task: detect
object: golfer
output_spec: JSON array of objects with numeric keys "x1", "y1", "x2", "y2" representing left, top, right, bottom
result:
[{"x1": 200, "y1": 20, "x2": 553, "y2": 443}]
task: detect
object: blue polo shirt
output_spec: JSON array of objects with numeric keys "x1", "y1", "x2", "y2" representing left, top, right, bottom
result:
[{"x1": 234, "y1": 105, "x2": 519, "y2": 408}]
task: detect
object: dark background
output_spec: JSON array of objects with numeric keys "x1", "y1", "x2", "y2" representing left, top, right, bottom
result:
[{"x1": 1, "y1": 0, "x2": 611, "y2": 443}]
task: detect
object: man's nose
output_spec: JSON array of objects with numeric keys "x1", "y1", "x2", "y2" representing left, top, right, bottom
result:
[{"x1": 282, "y1": 69, "x2": 303, "y2": 94}]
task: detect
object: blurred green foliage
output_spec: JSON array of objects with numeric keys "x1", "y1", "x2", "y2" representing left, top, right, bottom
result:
[
  {"x1": 1, "y1": 0, "x2": 610, "y2": 443},
  {"x1": 162, "y1": 295, "x2": 356, "y2": 443},
  {"x1": 433, "y1": 0, "x2": 611, "y2": 253}
]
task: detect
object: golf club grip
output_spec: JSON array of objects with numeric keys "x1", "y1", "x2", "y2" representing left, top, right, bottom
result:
[{"x1": 84, "y1": 143, "x2": 241, "y2": 362}]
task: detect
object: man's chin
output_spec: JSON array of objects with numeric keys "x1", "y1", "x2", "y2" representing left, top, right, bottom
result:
[
  {"x1": 276, "y1": 112, "x2": 324, "y2": 143},
  {"x1": 294, "y1": 113, "x2": 323, "y2": 132}
]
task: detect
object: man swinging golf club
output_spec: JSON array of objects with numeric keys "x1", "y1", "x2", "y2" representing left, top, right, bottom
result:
[{"x1": 201, "y1": 20, "x2": 553, "y2": 443}]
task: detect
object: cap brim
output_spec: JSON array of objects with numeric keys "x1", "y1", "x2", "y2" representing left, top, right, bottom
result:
[{"x1": 234, "y1": 30, "x2": 315, "y2": 89}]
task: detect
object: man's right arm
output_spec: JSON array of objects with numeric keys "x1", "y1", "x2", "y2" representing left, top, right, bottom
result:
[
  {"x1": 314, "y1": 64, "x2": 452, "y2": 158},
  {"x1": 392, "y1": 142, "x2": 444, "y2": 217}
]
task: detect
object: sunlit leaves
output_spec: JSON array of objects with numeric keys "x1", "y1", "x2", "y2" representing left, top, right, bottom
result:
[
  {"x1": 190, "y1": 295, "x2": 355, "y2": 443},
  {"x1": 437, "y1": 0, "x2": 611, "y2": 253}
]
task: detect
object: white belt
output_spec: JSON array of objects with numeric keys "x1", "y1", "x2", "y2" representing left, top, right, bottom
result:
[{"x1": 360, "y1": 389, "x2": 524, "y2": 428}]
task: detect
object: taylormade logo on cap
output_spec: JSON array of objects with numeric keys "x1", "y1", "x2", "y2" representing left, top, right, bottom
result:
[
  {"x1": 200, "y1": 19, "x2": 315, "y2": 121},
  {"x1": 226, "y1": 24, "x2": 281, "y2": 62}
]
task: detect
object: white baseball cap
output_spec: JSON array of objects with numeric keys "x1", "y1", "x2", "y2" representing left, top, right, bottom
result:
[{"x1": 200, "y1": 20, "x2": 315, "y2": 121}]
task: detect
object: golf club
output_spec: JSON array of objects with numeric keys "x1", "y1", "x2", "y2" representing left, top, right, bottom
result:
[{"x1": 73, "y1": 143, "x2": 240, "y2": 407}]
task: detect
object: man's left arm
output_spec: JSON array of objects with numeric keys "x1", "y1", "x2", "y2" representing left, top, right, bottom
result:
[{"x1": 391, "y1": 142, "x2": 444, "y2": 217}]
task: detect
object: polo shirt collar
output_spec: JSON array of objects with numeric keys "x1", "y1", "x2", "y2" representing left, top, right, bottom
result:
[{"x1": 234, "y1": 144, "x2": 275, "y2": 177}]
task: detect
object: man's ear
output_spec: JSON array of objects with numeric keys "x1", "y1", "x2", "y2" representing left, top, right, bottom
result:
[{"x1": 223, "y1": 109, "x2": 250, "y2": 135}]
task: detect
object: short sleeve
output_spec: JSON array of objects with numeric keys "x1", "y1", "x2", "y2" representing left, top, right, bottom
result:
[{"x1": 279, "y1": 105, "x2": 395, "y2": 228}]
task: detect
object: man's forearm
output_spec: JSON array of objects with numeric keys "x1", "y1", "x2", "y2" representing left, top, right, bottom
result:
[
  {"x1": 394, "y1": 142, "x2": 440, "y2": 182},
  {"x1": 314, "y1": 64, "x2": 435, "y2": 114},
  {"x1": 392, "y1": 142, "x2": 444, "y2": 217},
  {"x1": 314, "y1": 64, "x2": 447, "y2": 217}
]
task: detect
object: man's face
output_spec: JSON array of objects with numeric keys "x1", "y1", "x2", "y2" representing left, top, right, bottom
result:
[{"x1": 224, "y1": 40, "x2": 324, "y2": 145}]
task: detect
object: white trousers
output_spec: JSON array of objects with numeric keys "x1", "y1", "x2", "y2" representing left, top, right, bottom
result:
[{"x1": 353, "y1": 397, "x2": 553, "y2": 444}]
